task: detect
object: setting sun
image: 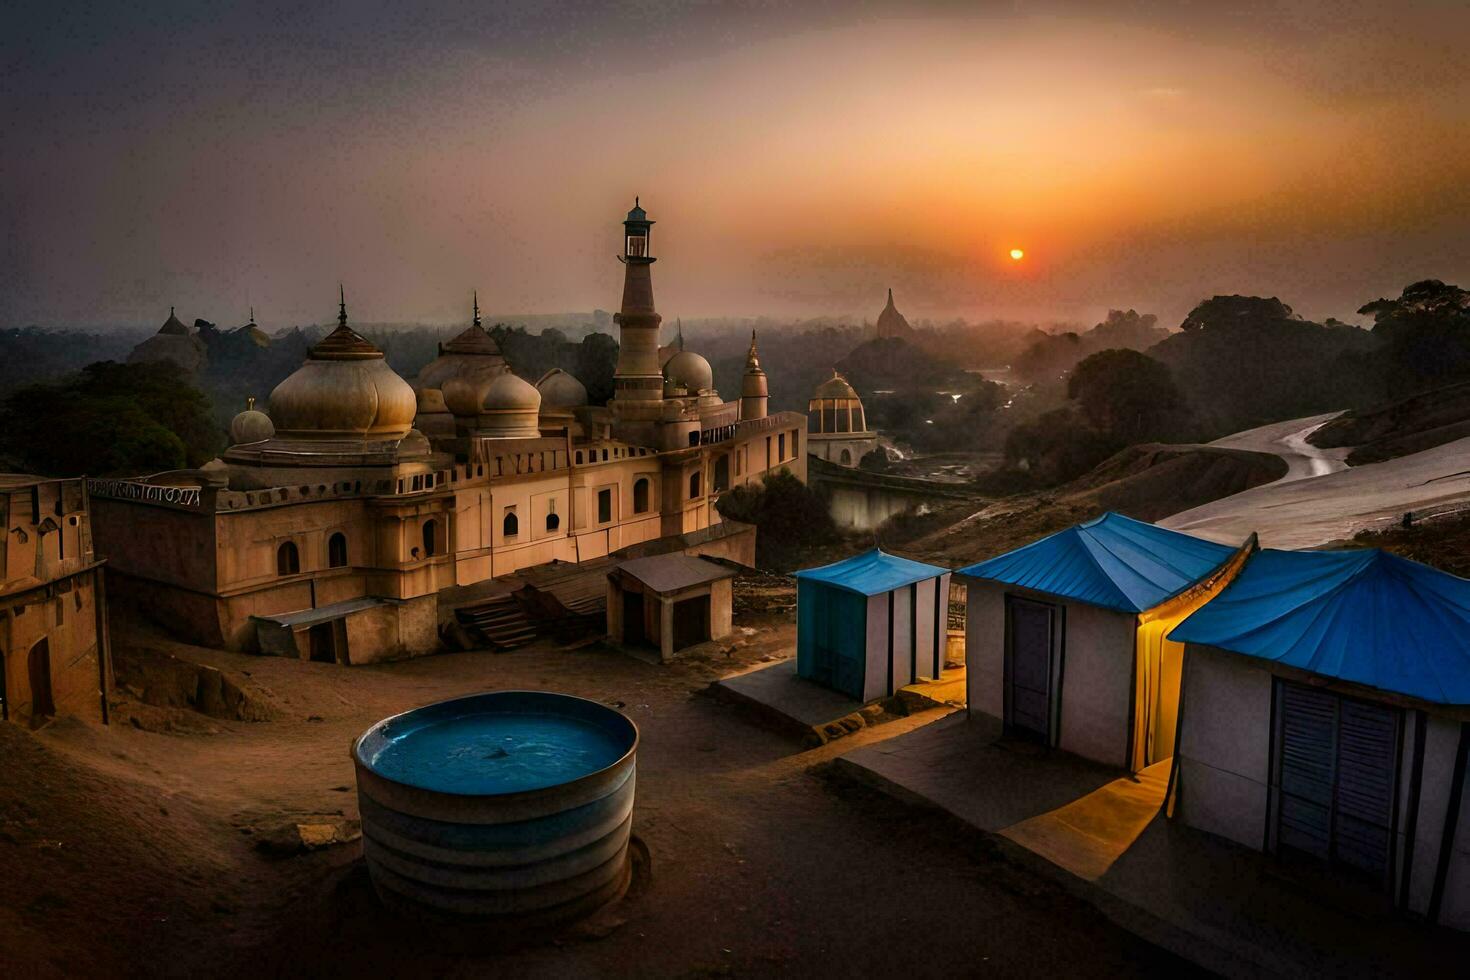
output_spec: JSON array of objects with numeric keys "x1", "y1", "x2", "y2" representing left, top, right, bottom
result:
[{"x1": 1009, "y1": 248, "x2": 1025, "y2": 261}]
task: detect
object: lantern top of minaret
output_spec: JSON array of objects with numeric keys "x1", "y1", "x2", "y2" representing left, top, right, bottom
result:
[{"x1": 621, "y1": 197, "x2": 655, "y2": 264}]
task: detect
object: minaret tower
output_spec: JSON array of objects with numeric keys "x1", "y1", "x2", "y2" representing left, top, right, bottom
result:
[
  {"x1": 612, "y1": 198, "x2": 663, "y2": 405},
  {"x1": 740, "y1": 329, "x2": 768, "y2": 421}
]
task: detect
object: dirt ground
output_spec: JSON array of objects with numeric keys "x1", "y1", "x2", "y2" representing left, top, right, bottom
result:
[{"x1": 0, "y1": 610, "x2": 1196, "y2": 979}]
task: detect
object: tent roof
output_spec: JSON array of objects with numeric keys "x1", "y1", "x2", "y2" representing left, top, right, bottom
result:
[
  {"x1": 795, "y1": 548, "x2": 948, "y2": 597},
  {"x1": 957, "y1": 511, "x2": 1239, "y2": 613},
  {"x1": 615, "y1": 554, "x2": 735, "y2": 594},
  {"x1": 1169, "y1": 548, "x2": 1470, "y2": 705}
]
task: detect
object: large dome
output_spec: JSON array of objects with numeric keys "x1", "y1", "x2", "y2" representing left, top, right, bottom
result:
[
  {"x1": 417, "y1": 324, "x2": 507, "y2": 391},
  {"x1": 268, "y1": 311, "x2": 416, "y2": 440},
  {"x1": 663, "y1": 350, "x2": 713, "y2": 395},
  {"x1": 536, "y1": 368, "x2": 588, "y2": 409}
]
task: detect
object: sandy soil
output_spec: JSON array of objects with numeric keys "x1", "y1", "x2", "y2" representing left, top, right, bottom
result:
[{"x1": 0, "y1": 613, "x2": 1193, "y2": 979}]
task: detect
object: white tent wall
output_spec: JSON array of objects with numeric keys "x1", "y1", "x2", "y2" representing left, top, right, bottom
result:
[
  {"x1": 962, "y1": 577, "x2": 1006, "y2": 720},
  {"x1": 863, "y1": 592, "x2": 889, "y2": 703},
  {"x1": 960, "y1": 577, "x2": 1134, "y2": 768},
  {"x1": 1177, "y1": 643, "x2": 1470, "y2": 930},
  {"x1": 1058, "y1": 602, "x2": 1135, "y2": 768},
  {"x1": 1174, "y1": 645, "x2": 1273, "y2": 848},
  {"x1": 890, "y1": 585, "x2": 914, "y2": 691}
]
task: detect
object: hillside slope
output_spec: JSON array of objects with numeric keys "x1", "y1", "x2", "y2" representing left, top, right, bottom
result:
[{"x1": 1308, "y1": 379, "x2": 1470, "y2": 465}]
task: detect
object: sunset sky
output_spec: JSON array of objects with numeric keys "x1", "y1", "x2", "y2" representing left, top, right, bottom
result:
[{"x1": 4, "y1": 1, "x2": 1468, "y2": 330}]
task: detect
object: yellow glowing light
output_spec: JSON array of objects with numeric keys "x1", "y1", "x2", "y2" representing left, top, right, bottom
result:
[{"x1": 1009, "y1": 248, "x2": 1025, "y2": 261}]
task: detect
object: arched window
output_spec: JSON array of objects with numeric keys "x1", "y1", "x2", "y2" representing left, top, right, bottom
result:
[
  {"x1": 328, "y1": 532, "x2": 348, "y2": 568},
  {"x1": 633, "y1": 478, "x2": 650, "y2": 514},
  {"x1": 277, "y1": 541, "x2": 300, "y2": 576},
  {"x1": 840, "y1": 449, "x2": 852, "y2": 466},
  {"x1": 546, "y1": 512, "x2": 560, "y2": 532},
  {"x1": 421, "y1": 519, "x2": 437, "y2": 557},
  {"x1": 689, "y1": 470, "x2": 702, "y2": 499},
  {"x1": 503, "y1": 510, "x2": 519, "y2": 538}
]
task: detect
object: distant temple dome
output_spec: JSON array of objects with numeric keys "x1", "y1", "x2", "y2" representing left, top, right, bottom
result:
[
  {"x1": 663, "y1": 350, "x2": 713, "y2": 395},
  {"x1": 478, "y1": 372, "x2": 542, "y2": 439},
  {"x1": 416, "y1": 292, "x2": 508, "y2": 392},
  {"x1": 267, "y1": 291, "x2": 417, "y2": 440},
  {"x1": 813, "y1": 370, "x2": 860, "y2": 402},
  {"x1": 229, "y1": 397, "x2": 275, "y2": 445},
  {"x1": 536, "y1": 368, "x2": 588, "y2": 409},
  {"x1": 874, "y1": 288, "x2": 914, "y2": 340},
  {"x1": 129, "y1": 306, "x2": 206, "y2": 374}
]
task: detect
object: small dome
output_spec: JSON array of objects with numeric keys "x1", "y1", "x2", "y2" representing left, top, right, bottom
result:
[
  {"x1": 663, "y1": 350, "x2": 713, "y2": 394},
  {"x1": 536, "y1": 369, "x2": 588, "y2": 409},
  {"x1": 478, "y1": 372, "x2": 541, "y2": 440},
  {"x1": 416, "y1": 386, "x2": 449, "y2": 413},
  {"x1": 813, "y1": 370, "x2": 860, "y2": 401},
  {"x1": 483, "y1": 372, "x2": 541, "y2": 412},
  {"x1": 229, "y1": 398, "x2": 275, "y2": 444},
  {"x1": 417, "y1": 324, "x2": 507, "y2": 391},
  {"x1": 442, "y1": 365, "x2": 502, "y2": 418}
]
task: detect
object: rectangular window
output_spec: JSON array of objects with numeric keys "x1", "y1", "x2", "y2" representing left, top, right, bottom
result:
[
  {"x1": 778, "y1": 433, "x2": 786, "y2": 461},
  {"x1": 598, "y1": 488, "x2": 612, "y2": 524}
]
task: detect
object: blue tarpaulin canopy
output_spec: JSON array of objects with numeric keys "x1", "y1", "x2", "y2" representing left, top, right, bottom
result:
[
  {"x1": 956, "y1": 512, "x2": 1238, "y2": 613},
  {"x1": 795, "y1": 548, "x2": 949, "y2": 597},
  {"x1": 1169, "y1": 548, "x2": 1470, "y2": 705}
]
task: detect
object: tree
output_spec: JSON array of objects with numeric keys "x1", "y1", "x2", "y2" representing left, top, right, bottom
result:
[
  {"x1": 1067, "y1": 349, "x2": 1189, "y2": 444},
  {"x1": 714, "y1": 471, "x2": 836, "y2": 570},
  {"x1": 1358, "y1": 280, "x2": 1470, "y2": 394},
  {"x1": 0, "y1": 360, "x2": 221, "y2": 477}
]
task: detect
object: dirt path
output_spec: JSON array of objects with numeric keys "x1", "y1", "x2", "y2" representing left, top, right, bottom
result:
[{"x1": 2, "y1": 618, "x2": 1194, "y2": 979}]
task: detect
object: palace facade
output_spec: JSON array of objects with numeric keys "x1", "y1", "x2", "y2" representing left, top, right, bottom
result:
[{"x1": 88, "y1": 203, "x2": 805, "y2": 664}]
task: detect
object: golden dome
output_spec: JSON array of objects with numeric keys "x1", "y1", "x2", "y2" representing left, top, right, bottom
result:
[
  {"x1": 267, "y1": 294, "x2": 416, "y2": 440},
  {"x1": 663, "y1": 350, "x2": 713, "y2": 394},
  {"x1": 416, "y1": 386, "x2": 449, "y2": 414},
  {"x1": 813, "y1": 370, "x2": 860, "y2": 401}
]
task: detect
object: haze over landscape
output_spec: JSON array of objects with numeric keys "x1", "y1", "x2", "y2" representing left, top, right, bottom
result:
[{"x1": 6, "y1": 0, "x2": 1468, "y2": 328}]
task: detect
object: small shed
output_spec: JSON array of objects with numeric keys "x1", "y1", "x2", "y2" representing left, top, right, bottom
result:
[
  {"x1": 607, "y1": 554, "x2": 735, "y2": 662},
  {"x1": 1169, "y1": 547, "x2": 1470, "y2": 929},
  {"x1": 957, "y1": 512, "x2": 1249, "y2": 771},
  {"x1": 795, "y1": 549, "x2": 951, "y2": 703}
]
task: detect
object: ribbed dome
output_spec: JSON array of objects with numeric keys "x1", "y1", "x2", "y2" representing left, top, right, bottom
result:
[
  {"x1": 813, "y1": 370, "x2": 860, "y2": 401},
  {"x1": 229, "y1": 398, "x2": 275, "y2": 444},
  {"x1": 663, "y1": 350, "x2": 713, "y2": 394},
  {"x1": 478, "y1": 372, "x2": 542, "y2": 439},
  {"x1": 536, "y1": 369, "x2": 588, "y2": 409},
  {"x1": 441, "y1": 365, "x2": 503, "y2": 418},
  {"x1": 268, "y1": 318, "x2": 416, "y2": 440}
]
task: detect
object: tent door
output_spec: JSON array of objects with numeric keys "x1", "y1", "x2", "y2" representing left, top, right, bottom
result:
[
  {"x1": 1005, "y1": 597, "x2": 1056, "y2": 743},
  {"x1": 1274, "y1": 681, "x2": 1399, "y2": 888}
]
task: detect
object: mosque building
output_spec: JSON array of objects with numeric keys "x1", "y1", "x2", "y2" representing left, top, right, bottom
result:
[{"x1": 87, "y1": 203, "x2": 807, "y2": 665}]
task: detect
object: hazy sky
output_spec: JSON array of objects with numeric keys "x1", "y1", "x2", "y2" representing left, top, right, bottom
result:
[{"x1": 4, "y1": 1, "x2": 1468, "y2": 330}]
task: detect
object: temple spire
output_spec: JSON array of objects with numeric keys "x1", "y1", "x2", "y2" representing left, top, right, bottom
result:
[
  {"x1": 676, "y1": 318, "x2": 684, "y2": 351},
  {"x1": 337, "y1": 284, "x2": 348, "y2": 328},
  {"x1": 473, "y1": 289, "x2": 481, "y2": 328}
]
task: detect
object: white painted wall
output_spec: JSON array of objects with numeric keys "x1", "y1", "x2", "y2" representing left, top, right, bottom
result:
[
  {"x1": 1056, "y1": 602, "x2": 1136, "y2": 769},
  {"x1": 962, "y1": 577, "x2": 1006, "y2": 721},
  {"x1": 863, "y1": 592, "x2": 889, "y2": 703}
]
